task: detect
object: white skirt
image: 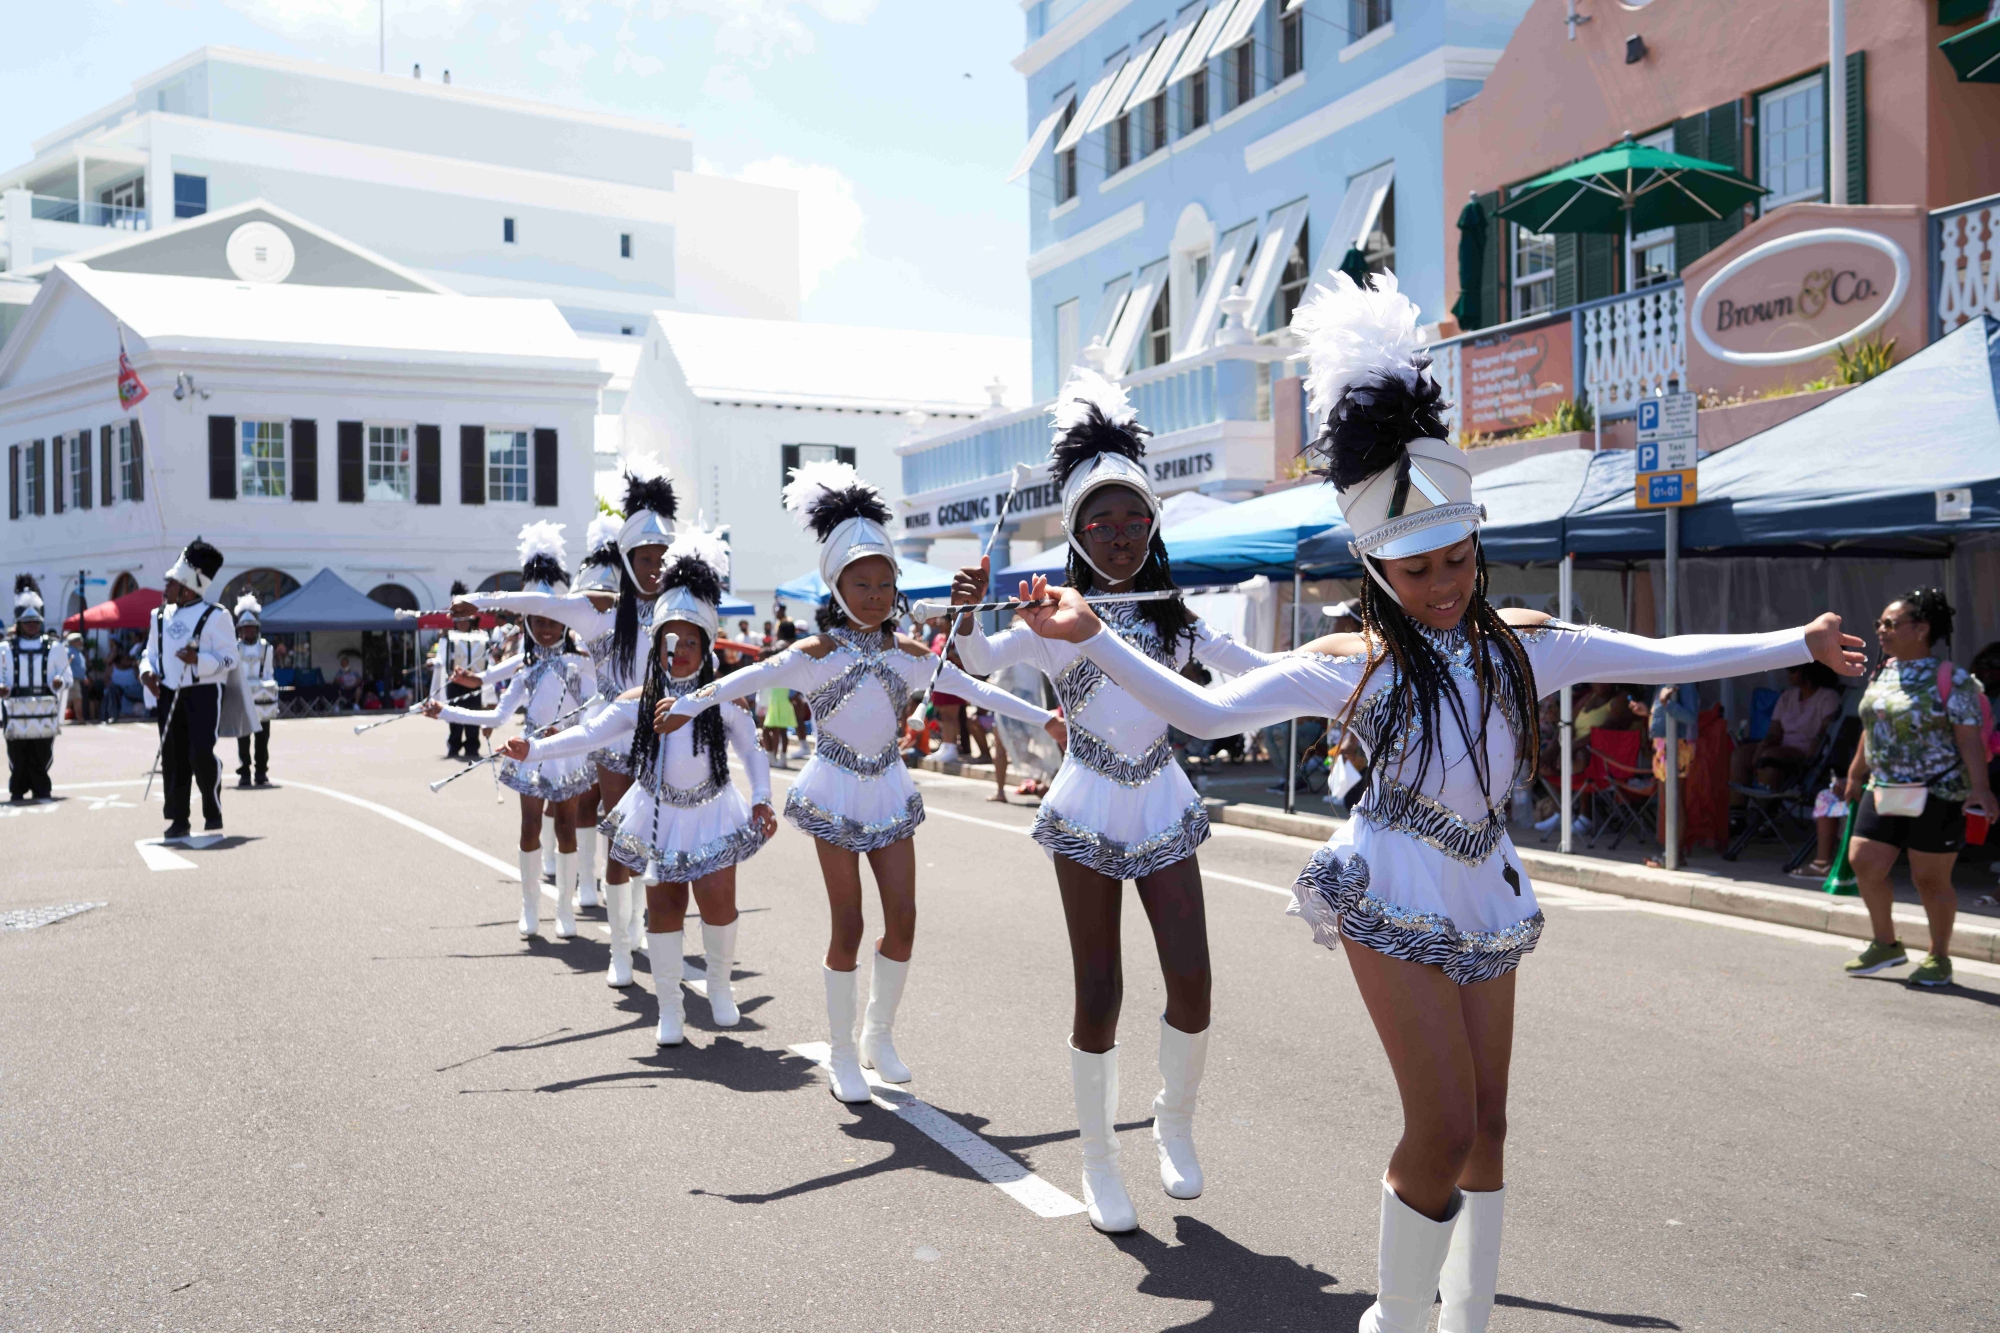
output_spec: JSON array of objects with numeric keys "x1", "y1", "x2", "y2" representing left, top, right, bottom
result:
[
  {"x1": 601, "y1": 779, "x2": 768, "y2": 883},
  {"x1": 1286, "y1": 819, "x2": 1544, "y2": 986},
  {"x1": 498, "y1": 752, "x2": 597, "y2": 803},
  {"x1": 783, "y1": 753, "x2": 924, "y2": 853},
  {"x1": 1031, "y1": 756, "x2": 1209, "y2": 881}
]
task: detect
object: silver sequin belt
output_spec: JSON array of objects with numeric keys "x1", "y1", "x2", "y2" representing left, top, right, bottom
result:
[
  {"x1": 1357, "y1": 778, "x2": 1508, "y2": 866},
  {"x1": 653, "y1": 773, "x2": 726, "y2": 807},
  {"x1": 1066, "y1": 726, "x2": 1174, "y2": 788},
  {"x1": 813, "y1": 733, "x2": 901, "y2": 778}
]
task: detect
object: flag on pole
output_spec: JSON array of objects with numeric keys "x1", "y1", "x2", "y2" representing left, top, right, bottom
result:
[{"x1": 116, "y1": 326, "x2": 147, "y2": 409}]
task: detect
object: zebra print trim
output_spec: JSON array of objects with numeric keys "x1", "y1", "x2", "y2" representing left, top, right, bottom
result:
[
  {"x1": 813, "y1": 733, "x2": 901, "y2": 777},
  {"x1": 497, "y1": 757, "x2": 598, "y2": 803},
  {"x1": 1031, "y1": 799, "x2": 1210, "y2": 880},
  {"x1": 591, "y1": 746, "x2": 635, "y2": 777},
  {"x1": 784, "y1": 789, "x2": 925, "y2": 852},
  {"x1": 805, "y1": 630, "x2": 912, "y2": 722},
  {"x1": 1290, "y1": 846, "x2": 1544, "y2": 985},
  {"x1": 600, "y1": 818, "x2": 769, "y2": 883},
  {"x1": 650, "y1": 773, "x2": 727, "y2": 808},
  {"x1": 1066, "y1": 726, "x2": 1174, "y2": 788},
  {"x1": 1357, "y1": 779, "x2": 1509, "y2": 866}
]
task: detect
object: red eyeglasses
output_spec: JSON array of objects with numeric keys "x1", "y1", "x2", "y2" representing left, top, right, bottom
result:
[{"x1": 1079, "y1": 518, "x2": 1154, "y2": 544}]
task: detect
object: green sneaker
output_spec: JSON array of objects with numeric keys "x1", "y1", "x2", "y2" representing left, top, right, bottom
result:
[
  {"x1": 1844, "y1": 939, "x2": 1909, "y2": 976},
  {"x1": 1906, "y1": 953, "x2": 1954, "y2": 988}
]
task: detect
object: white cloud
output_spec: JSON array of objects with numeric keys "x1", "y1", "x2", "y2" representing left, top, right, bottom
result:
[
  {"x1": 555, "y1": 0, "x2": 596, "y2": 20},
  {"x1": 734, "y1": 155, "x2": 863, "y2": 297},
  {"x1": 537, "y1": 30, "x2": 598, "y2": 74},
  {"x1": 615, "y1": 45, "x2": 665, "y2": 76}
]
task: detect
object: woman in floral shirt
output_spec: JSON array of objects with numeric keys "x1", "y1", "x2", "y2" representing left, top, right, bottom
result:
[{"x1": 1841, "y1": 589, "x2": 1996, "y2": 989}]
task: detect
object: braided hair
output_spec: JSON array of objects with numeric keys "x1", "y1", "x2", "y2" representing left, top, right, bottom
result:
[
  {"x1": 1896, "y1": 587, "x2": 1954, "y2": 647},
  {"x1": 625, "y1": 620, "x2": 728, "y2": 790}
]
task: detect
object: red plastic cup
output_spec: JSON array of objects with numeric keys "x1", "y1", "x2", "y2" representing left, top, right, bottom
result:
[{"x1": 1967, "y1": 811, "x2": 1989, "y2": 846}]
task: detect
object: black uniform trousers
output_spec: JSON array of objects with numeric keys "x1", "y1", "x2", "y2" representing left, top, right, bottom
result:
[
  {"x1": 446, "y1": 682, "x2": 483, "y2": 758},
  {"x1": 7, "y1": 736, "x2": 54, "y2": 800},
  {"x1": 157, "y1": 683, "x2": 224, "y2": 827},
  {"x1": 236, "y1": 720, "x2": 271, "y2": 782}
]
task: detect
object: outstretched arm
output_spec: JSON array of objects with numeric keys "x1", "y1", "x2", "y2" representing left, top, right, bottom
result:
[
  {"x1": 668, "y1": 649, "x2": 811, "y2": 720},
  {"x1": 461, "y1": 590, "x2": 610, "y2": 641},
  {"x1": 722, "y1": 700, "x2": 773, "y2": 806},
  {"x1": 931, "y1": 660, "x2": 1055, "y2": 728},
  {"x1": 526, "y1": 698, "x2": 636, "y2": 762},
  {"x1": 434, "y1": 670, "x2": 527, "y2": 727},
  {"x1": 1523, "y1": 614, "x2": 1863, "y2": 699},
  {"x1": 1191, "y1": 618, "x2": 1286, "y2": 675}
]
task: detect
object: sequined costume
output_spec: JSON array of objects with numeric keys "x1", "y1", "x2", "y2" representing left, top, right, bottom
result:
[
  {"x1": 436, "y1": 645, "x2": 598, "y2": 803},
  {"x1": 468, "y1": 589, "x2": 651, "y2": 777}
]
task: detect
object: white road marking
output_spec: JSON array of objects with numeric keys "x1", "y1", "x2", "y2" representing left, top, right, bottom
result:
[
  {"x1": 278, "y1": 780, "x2": 521, "y2": 878},
  {"x1": 787, "y1": 1041, "x2": 1087, "y2": 1220},
  {"x1": 134, "y1": 840, "x2": 197, "y2": 872},
  {"x1": 2, "y1": 902, "x2": 105, "y2": 930}
]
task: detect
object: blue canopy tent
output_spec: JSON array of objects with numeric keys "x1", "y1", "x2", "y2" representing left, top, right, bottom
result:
[
  {"x1": 718, "y1": 597, "x2": 756, "y2": 619},
  {"x1": 259, "y1": 568, "x2": 408, "y2": 632},
  {"x1": 772, "y1": 556, "x2": 959, "y2": 607}
]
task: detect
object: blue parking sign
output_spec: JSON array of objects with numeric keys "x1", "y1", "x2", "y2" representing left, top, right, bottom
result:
[
  {"x1": 1647, "y1": 472, "x2": 1683, "y2": 505},
  {"x1": 1637, "y1": 441, "x2": 1659, "y2": 471},
  {"x1": 1637, "y1": 400, "x2": 1660, "y2": 434}
]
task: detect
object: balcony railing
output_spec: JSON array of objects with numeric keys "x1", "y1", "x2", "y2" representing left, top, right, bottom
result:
[
  {"x1": 1933, "y1": 191, "x2": 2000, "y2": 339},
  {"x1": 17, "y1": 194, "x2": 151, "y2": 231}
]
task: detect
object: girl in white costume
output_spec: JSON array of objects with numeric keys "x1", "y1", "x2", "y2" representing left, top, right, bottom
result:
[
  {"x1": 428, "y1": 522, "x2": 598, "y2": 943},
  {"x1": 506, "y1": 527, "x2": 776, "y2": 1044},
  {"x1": 1016, "y1": 271, "x2": 1864, "y2": 1331},
  {"x1": 456, "y1": 459, "x2": 678, "y2": 988},
  {"x1": 663, "y1": 462, "x2": 1066, "y2": 1103},
  {"x1": 948, "y1": 369, "x2": 1280, "y2": 1233}
]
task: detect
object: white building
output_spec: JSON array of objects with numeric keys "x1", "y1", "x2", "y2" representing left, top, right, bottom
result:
[
  {"x1": 0, "y1": 259, "x2": 604, "y2": 669},
  {"x1": 622, "y1": 312, "x2": 1031, "y2": 611},
  {"x1": 0, "y1": 45, "x2": 798, "y2": 336}
]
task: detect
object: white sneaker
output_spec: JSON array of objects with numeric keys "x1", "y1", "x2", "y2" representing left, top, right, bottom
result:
[{"x1": 936, "y1": 743, "x2": 961, "y2": 764}]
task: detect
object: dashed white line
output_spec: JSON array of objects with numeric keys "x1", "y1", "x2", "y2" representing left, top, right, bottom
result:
[{"x1": 133, "y1": 840, "x2": 197, "y2": 872}]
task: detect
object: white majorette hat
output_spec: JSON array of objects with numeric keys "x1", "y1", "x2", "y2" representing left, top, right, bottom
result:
[
  {"x1": 574, "y1": 514, "x2": 622, "y2": 594},
  {"x1": 652, "y1": 523, "x2": 731, "y2": 645},
  {"x1": 783, "y1": 460, "x2": 895, "y2": 624},
  {"x1": 614, "y1": 455, "x2": 677, "y2": 578},
  {"x1": 1293, "y1": 270, "x2": 1482, "y2": 602},
  {"x1": 234, "y1": 593, "x2": 262, "y2": 626},
  {"x1": 165, "y1": 537, "x2": 225, "y2": 595},
  {"x1": 13, "y1": 574, "x2": 43, "y2": 621},
  {"x1": 515, "y1": 520, "x2": 570, "y2": 596},
  {"x1": 1048, "y1": 368, "x2": 1161, "y2": 582}
]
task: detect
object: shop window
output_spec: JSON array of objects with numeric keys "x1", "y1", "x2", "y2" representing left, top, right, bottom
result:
[{"x1": 1759, "y1": 73, "x2": 1825, "y2": 210}]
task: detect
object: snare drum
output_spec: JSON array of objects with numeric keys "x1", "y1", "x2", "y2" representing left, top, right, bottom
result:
[{"x1": 4, "y1": 694, "x2": 61, "y2": 741}]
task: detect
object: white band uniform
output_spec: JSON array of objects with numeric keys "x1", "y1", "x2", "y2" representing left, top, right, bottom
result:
[
  {"x1": 436, "y1": 648, "x2": 598, "y2": 802},
  {"x1": 471, "y1": 588, "x2": 653, "y2": 777}
]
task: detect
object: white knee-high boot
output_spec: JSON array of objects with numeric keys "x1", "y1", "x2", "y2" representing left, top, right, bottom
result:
[
  {"x1": 1152, "y1": 1018, "x2": 1209, "y2": 1199},
  {"x1": 1069, "y1": 1042, "x2": 1138, "y2": 1233},
  {"x1": 702, "y1": 918, "x2": 739, "y2": 1026},
  {"x1": 1359, "y1": 1178, "x2": 1461, "y2": 1333},
  {"x1": 821, "y1": 966, "x2": 870, "y2": 1103},
  {"x1": 604, "y1": 873, "x2": 633, "y2": 987},
  {"x1": 515, "y1": 849, "x2": 541, "y2": 939},
  {"x1": 575, "y1": 826, "x2": 600, "y2": 909},
  {"x1": 649, "y1": 930, "x2": 683, "y2": 1045},
  {"x1": 858, "y1": 950, "x2": 911, "y2": 1083},
  {"x1": 1438, "y1": 1187, "x2": 1505, "y2": 1333},
  {"x1": 552, "y1": 852, "x2": 578, "y2": 938}
]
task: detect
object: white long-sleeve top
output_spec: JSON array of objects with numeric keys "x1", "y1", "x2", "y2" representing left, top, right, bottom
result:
[
  {"x1": 143, "y1": 598, "x2": 241, "y2": 690},
  {"x1": 670, "y1": 627, "x2": 1054, "y2": 758},
  {"x1": 1, "y1": 633, "x2": 74, "y2": 695},
  {"x1": 956, "y1": 605, "x2": 1279, "y2": 761},
  {"x1": 528, "y1": 690, "x2": 771, "y2": 807},
  {"x1": 471, "y1": 589, "x2": 649, "y2": 698},
  {"x1": 428, "y1": 630, "x2": 492, "y2": 697},
  {"x1": 436, "y1": 648, "x2": 595, "y2": 734},
  {"x1": 1077, "y1": 616, "x2": 1812, "y2": 844}
]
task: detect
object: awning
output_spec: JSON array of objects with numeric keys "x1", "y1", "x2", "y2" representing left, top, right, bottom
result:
[
  {"x1": 1054, "y1": 67, "x2": 1121, "y2": 155},
  {"x1": 1209, "y1": 0, "x2": 1265, "y2": 61},
  {"x1": 1086, "y1": 271, "x2": 1136, "y2": 357},
  {"x1": 1311, "y1": 163, "x2": 1395, "y2": 281},
  {"x1": 63, "y1": 587, "x2": 162, "y2": 632},
  {"x1": 1237, "y1": 198, "x2": 1311, "y2": 334},
  {"x1": 1123, "y1": 14, "x2": 1201, "y2": 111},
  {"x1": 1005, "y1": 101, "x2": 1071, "y2": 183},
  {"x1": 1103, "y1": 258, "x2": 1169, "y2": 375},
  {"x1": 1941, "y1": 13, "x2": 2000, "y2": 82},
  {"x1": 1083, "y1": 45, "x2": 1155, "y2": 137},
  {"x1": 259, "y1": 568, "x2": 411, "y2": 633},
  {"x1": 1168, "y1": 4, "x2": 1237, "y2": 85},
  {"x1": 1177, "y1": 218, "x2": 1258, "y2": 358}
]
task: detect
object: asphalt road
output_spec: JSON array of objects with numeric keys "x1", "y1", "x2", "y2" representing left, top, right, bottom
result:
[{"x1": 4, "y1": 717, "x2": 1997, "y2": 1331}]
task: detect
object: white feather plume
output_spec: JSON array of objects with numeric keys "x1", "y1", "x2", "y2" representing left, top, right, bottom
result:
[
  {"x1": 13, "y1": 590, "x2": 43, "y2": 613},
  {"x1": 1048, "y1": 368, "x2": 1136, "y2": 439},
  {"x1": 514, "y1": 520, "x2": 568, "y2": 568},
  {"x1": 1291, "y1": 269, "x2": 1428, "y2": 419},
  {"x1": 666, "y1": 523, "x2": 732, "y2": 582},
  {"x1": 583, "y1": 514, "x2": 620, "y2": 554},
  {"x1": 781, "y1": 458, "x2": 863, "y2": 529},
  {"x1": 621, "y1": 453, "x2": 670, "y2": 484},
  {"x1": 234, "y1": 593, "x2": 262, "y2": 618}
]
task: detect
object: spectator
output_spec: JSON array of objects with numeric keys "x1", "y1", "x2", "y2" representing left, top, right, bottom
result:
[
  {"x1": 1841, "y1": 588, "x2": 1997, "y2": 988},
  {"x1": 1731, "y1": 662, "x2": 1844, "y2": 809},
  {"x1": 388, "y1": 678, "x2": 413, "y2": 710},
  {"x1": 760, "y1": 620, "x2": 775, "y2": 648},
  {"x1": 1790, "y1": 716, "x2": 1865, "y2": 880},
  {"x1": 62, "y1": 633, "x2": 89, "y2": 721},
  {"x1": 108, "y1": 652, "x2": 143, "y2": 719},
  {"x1": 333, "y1": 654, "x2": 363, "y2": 710}
]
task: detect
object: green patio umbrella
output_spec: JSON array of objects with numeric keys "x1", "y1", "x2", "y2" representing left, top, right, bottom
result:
[
  {"x1": 1941, "y1": 11, "x2": 2000, "y2": 83},
  {"x1": 1498, "y1": 136, "x2": 1767, "y2": 289}
]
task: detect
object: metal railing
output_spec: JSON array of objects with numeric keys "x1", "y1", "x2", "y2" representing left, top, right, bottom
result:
[
  {"x1": 18, "y1": 194, "x2": 151, "y2": 230},
  {"x1": 1932, "y1": 191, "x2": 2000, "y2": 339}
]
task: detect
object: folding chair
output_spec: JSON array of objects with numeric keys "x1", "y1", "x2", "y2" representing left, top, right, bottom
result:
[
  {"x1": 1724, "y1": 717, "x2": 1859, "y2": 870},
  {"x1": 1585, "y1": 728, "x2": 1658, "y2": 850}
]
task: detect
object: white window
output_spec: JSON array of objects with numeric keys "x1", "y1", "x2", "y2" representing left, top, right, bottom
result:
[
  {"x1": 1759, "y1": 74, "x2": 1825, "y2": 210},
  {"x1": 1629, "y1": 128, "x2": 1677, "y2": 289},
  {"x1": 69, "y1": 431, "x2": 90, "y2": 510},
  {"x1": 1055, "y1": 299, "x2": 1081, "y2": 382},
  {"x1": 25, "y1": 439, "x2": 42, "y2": 515},
  {"x1": 239, "y1": 419, "x2": 288, "y2": 499},
  {"x1": 366, "y1": 424, "x2": 413, "y2": 502},
  {"x1": 486, "y1": 428, "x2": 530, "y2": 504},
  {"x1": 117, "y1": 422, "x2": 137, "y2": 502},
  {"x1": 1511, "y1": 224, "x2": 1557, "y2": 318}
]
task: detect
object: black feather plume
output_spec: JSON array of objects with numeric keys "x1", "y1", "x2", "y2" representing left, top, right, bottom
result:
[
  {"x1": 622, "y1": 469, "x2": 678, "y2": 521},
  {"x1": 449, "y1": 579, "x2": 468, "y2": 597},
  {"x1": 581, "y1": 544, "x2": 621, "y2": 571},
  {"x1": 658, "y1": 554, "x2": 724, "y2": 607},
  {"x1": 14, "y1": 573, "x2": 38, "y2": 596},
  {"x1": 1311, "y1": 361, "x2": 1449, "y2": 490},
  {"x1": 1049, "y1": 405, "x2": 1150, "y2": 494},
  {"x1": 803, "y1": 486, "x2": 891, "y2": 542},
  {"x1": 520, "y1": 554, "x2": 568, "y2": 589},
  {"x1": 183, "y1": 537, "x2": 225, "y2": 582}
]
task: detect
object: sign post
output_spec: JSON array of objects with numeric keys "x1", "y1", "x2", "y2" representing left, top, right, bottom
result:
[{"x1": 1636, "y1": 390, "x2": 1698, "y2": 870}]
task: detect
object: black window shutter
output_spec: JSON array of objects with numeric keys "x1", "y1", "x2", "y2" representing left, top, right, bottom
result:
[
  {"x1": 8, "y1": 445, "x2": 17, "y2": 521},
  {"x1": 836, "y1": 446, "x2": 857, "y2": 467},
  {"x1": 337, "y1": 420, "x2": 364, "y2": 503},
  {"x1": 415, "y1": 425, "x2": 441, "y2": 505},
  {"x1": 32, "y1": 440, "x2": 45, "y2": 515},
  {"x1": 533, "y1": 428, "x2": 558, "y2": 507},
  {"x1": 292, "y1": 419, "x2": 319, "y2": 501},
  {"x1": 459, "y1": 425, "x2": 485, "y2": 505},
  {"x1": 780, "y1": 443, "x2": 800, "y2": 497},
  {"x1": 130, "y1": 420, "x2": 145, "y2": 503},
  {"x1": 75, "y1": 426, "x2": 91, "y2": 510},
  {"x1": 1476, "y1": 191, "x2": 1502, "y2": 330},
  {"x1": 100, "y1": 425, "x2": 114, "y2": 507},
  {"x1": 1844, "y1": 50, "x2": 1867, "y2": 206},
  {"x1": 1672, "y1": 111, "x2": 1712, "y2": 273},
  {"x1": 1552, "y1": 233, "x2": 1579, "y2": 311},
  {"x1": 208, "y1": 416, "x2": 237, "y2": 500},
  {"x1": 1580, "y1": 233, "x2": 1619, "y2": 304},
  {"x1": 1702, "y1": 99, "x2": 1745, "y2": 258},
  {"x1": 52, "y1": 436, "x2": 64, "y2": 515}
]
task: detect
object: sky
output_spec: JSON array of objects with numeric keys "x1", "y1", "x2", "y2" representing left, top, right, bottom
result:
[{"x1": 3, "y1": 0, "x2": 1036, "y2": 339}]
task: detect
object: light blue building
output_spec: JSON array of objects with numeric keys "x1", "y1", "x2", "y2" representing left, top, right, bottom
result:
[{"x1": 896, "y1": 0, "x2": 1529, "y2": 557}]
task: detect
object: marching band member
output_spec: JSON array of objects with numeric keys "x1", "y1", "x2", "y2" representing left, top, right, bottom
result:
[
  {"x1": 431, "y1": 582, "x2": 493, "y2": 761},
  {"x1": 948, "y1": 369, "x2": 1281, "y2": 1233},
  {"x1": 565, "y1": 514, "x2": 623, "y2": 912},
  {"x1": 3, "y1": 577, "x2": 72, "y2": 803},
  {"x1": 427, "y1": 523, "x2": 597, "y2": 942},
  {"x1": 232, "y1": 595, "x2": 278, "y2": 788},
  {"x1": 506, "y1": 526, "x2": 773, "y2": 1045},
  {"x1": 663, "y1": 462, "x2": 1065, "y2": 1102},
  {"x1": 1013, "y1": 271, "x2": 1864, "y2": 1332},
  {"x1": 141, "y1": 539, "x2": 239, "y2": 841},
  {"x1": 455, "y1": 458, "x2": 677, "y2": 986}
]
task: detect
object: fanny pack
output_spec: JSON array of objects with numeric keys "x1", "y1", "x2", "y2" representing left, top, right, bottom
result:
[{"x1": 1869, "y1": 763, "x2": 1959, "y2": 818}]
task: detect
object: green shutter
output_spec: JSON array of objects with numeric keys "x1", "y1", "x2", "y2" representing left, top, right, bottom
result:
[
  {"x1": 1476, "y1": 191, "x2": 1502, "y2": 331},
  {"x1": 1672, "y1": 112, "x2": 1710, "y2": 272},
  {"x1": 1553, "y1": 232, "x2": 1580, "y2": 310},
  {"x1": 1580, "y1": 233, "x2": 1619, "y2": 303},
  {"x1": 1675, "y1": 99, "x2": 1745, "y2": 272},
  {"x1": 1844, "y1": 50, "x2": 1866, "y2": 205}
]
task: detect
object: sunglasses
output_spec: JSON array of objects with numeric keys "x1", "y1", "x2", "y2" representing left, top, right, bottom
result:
[
  {"x1": 1876, "y1": 616, "x2": 1917, "y2": 631},
  {"x1": 1079, "y1": 518, "x2": 1154, "y2": 544}
]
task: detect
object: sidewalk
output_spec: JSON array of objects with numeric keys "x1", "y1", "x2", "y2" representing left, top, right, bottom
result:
[{"x1": 916, "y1": 754, "x2": 2000, "y2": 964}]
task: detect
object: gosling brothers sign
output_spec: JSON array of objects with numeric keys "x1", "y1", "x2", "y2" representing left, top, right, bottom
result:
[{"x1": 1691, "y1": 227, "x2": 1909, "y2": 367}]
